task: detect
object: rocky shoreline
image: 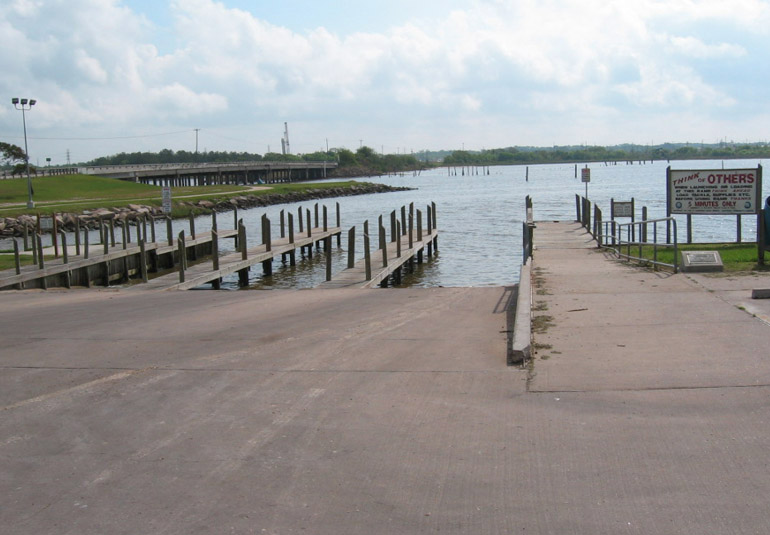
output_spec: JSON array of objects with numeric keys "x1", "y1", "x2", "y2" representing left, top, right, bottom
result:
[{"x1": 0, "y1": 182, "x2": 412, "y2": 238}]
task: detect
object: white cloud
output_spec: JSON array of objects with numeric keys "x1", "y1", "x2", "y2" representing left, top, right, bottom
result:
[{"x1": 1, "y1": 0, "x2": 770, "y2": 161}]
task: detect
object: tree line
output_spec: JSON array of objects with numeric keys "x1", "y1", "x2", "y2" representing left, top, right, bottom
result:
[{"x1": 442, "y1": 143, "x2": 770, "y2": 166}]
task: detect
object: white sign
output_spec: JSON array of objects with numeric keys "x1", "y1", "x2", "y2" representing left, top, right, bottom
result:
[
  {"x1": 669, "y1": 168, "x2": 759, "y2": 215},
  {"x1": 613, "y1": 201, "x2": 633, "y2": 218},
  {"x1": 581, "y1": 167, "x2": 591, "y2": 183},
  {"x1": 162, "y1": 186, "x2": 172, "y2": 214}
]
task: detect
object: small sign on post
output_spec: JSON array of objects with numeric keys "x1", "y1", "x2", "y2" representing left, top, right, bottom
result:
[
  {"x1": 162, "y1": 186, "x2": 172, "y2": 215},
  {"x1": 581, "y1": 166, "x2": 591, "y2": 201}
]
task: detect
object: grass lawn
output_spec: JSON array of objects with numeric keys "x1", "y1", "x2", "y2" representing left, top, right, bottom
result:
[
  {"x1": 0, "y1": 175, "x2": 362, "y2": 218},
  {"x1": 631, "y1": 242, "x2": 770, "y2": 272}
]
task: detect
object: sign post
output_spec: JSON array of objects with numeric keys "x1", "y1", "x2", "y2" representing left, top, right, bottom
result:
[
  {"x1": 162, "y1": 186, "x2": 172, "y2": 215},
  {"x1": 666, "y1": 165, "x2": 762, "y2": 257},
  {"x1": 581, "y1": 166, "x2": 591, "y2": 200}
]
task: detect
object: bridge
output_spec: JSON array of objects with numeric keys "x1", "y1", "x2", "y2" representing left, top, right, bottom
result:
[{"x1": 3, "y1": 161, "x2": 338, "y2": 185}]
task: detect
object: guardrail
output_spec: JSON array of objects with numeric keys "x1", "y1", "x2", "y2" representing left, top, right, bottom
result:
[{"x1": 600, "y1": 217, "x2": 679, "y2": 273}]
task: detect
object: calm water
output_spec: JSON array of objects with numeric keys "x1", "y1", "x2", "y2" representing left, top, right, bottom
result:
[
  {"x1": 209, "y1": 158, "x2": 770, "y2": 289},
  {"x1": 9, "y1": 158, "x2": 769, "y2": 289}
]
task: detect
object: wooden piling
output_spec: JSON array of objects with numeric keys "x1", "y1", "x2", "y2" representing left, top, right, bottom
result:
[
  {"x1": 396, "y1": 221, "x2": 402, "y2": 258},
  {"x1": 325, "y1": 236, "x2": 332, "y2": 281},
  {"x1": 364, "y1": 227, "x2": 372, "y2": 281},
  {"x1": 348, "y1": 226, "x2": 356, "y2": 269},
  {"x1": 139, "y1": 239, "x2": 148, "y2": 283},
  {"x1": 189, "y1": 213, "x2": 196, "y2": 240},
  {"x1": 166, "y1": 217, "x2": 173, "y2": 246},
  {"x1": 381, "y1": 225, "x2": 388, "y2": 268},
  {"x1": 390, "y1": 211, "x2": 397, "y2": 243},
  {"x1": 60, "y1": 231, "x2": 68, "y2": 264},
  {"x1": 336, "y1": 202, "x2": 341, "y2": 247},
  {"x1": 323, "y1": 205, "x2": 328, "y2": 232},
  {"x1": 177, "y1": 231, "x2": 186, "y2": 283},
  {"x1": 75, "y1": 216, "x2": 81, "y2": 256},
  {"x1": 238, "y1": 220, "x2": 247, "y2": 260},
  {"x1": 13, "y1": 239, "x2": 21, "y2": 275}
]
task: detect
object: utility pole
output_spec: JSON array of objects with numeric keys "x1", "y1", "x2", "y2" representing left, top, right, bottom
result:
[
  {"x1": 281, "y1": 122, "x2": 290, "y2": 155},
  {"x1": 194, "y1": 128, "x2": 200, "y2": 154}
]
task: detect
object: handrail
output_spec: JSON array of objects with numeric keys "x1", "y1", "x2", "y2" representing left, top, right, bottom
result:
[{"x1": 600, "y1": 217, "x2": 679, "y2": 272}]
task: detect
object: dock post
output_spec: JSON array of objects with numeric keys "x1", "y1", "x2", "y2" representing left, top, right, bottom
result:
[
  {"x1": 262, "y1": 215, "x2": 272, "y2": 251},
  {"x1": 23, "y1": 223, "x2": 29, "y2": 252},
  {"x1": 126, "y1": 218, "x2": 132, "y2": 244},
  {"x1": 211, "y1": 229, "x2": 221, "y2": 289},
  {"x1": 142, "y1": 215, "x2": 148, "y2": 245},
  {"x1": 233, "y1": 206, "x2": 238, "y2": 231},
  {"x1": 336, "y1": 202, "x2": 341, "y2": 247},
  {"x1": 212, "y1": 229, "x2": 220, "y2": 271},
  {"x1": 390, "y1": 211, "x2": 397, "y2": 243},
  {"x1": 401, "y1": 206, "x2": 406, "y2": 241},
  {"x1": 60, "y1": 231, "x2": 68, "y2": 264},
  {"x1": 189, "y1": 213, "x2": 196, "y2": 240},
  {"x1": 280, "y1": 210, "x2": 285, "y2": 238},
  {"x1": 37, "y1": 235, "x2": 47, "y2": 289},
  {"x1": 178, "y1": 231, "x2": 186, "y2": 283},
  {"x1": 347, "y1": 226, "x2": 356, "y2": 268},
  {"x1": 325, "y1": 236, "x2": 332, "y2": 281},
  {"x1": 378, "y1": 215, "x2": 383, "y2": 249},
  {"x1": 61, "y1": 232, "x2": 72, "y2": 288},
  {"x1": 380, "y1": 224, "x2": 388, "y2": 267},
  {"x1": 238, "y1": 220, "x2": 247, "y2": 260},
  {"x1": 110, "y1": 218, "x2": 116, "y2": 247},
  {"x1": 83, "y1": 227, "x2": 89, "y2": 260},
  {"x1": 53, "y1": 213, "x2": 59, "y2": 259},
  {"x1": 323, "y1": 205, "x2": 328, "y2": 232},
  {"x1": 408, "y1": 209, "x2": 413, "y2": 249},
  {"x1": 314, "y1": 203, "x2": 319, "y2": 229},
  {"x1": 298, "y1": 207, "x2": 304, "y2": 233},
  {"x1": 139, "y1": 238, "x2": 148, "y2": 283},
  {"x1": 364, "y1": 229, "x2": 372, "y2": 281},
  {"x1": 13, "y1": 238, "x2": 21, "y2": 275},
  {"x1": 166, "y1": 217, "x2": 173, "y2": 246},
  {"x1": 397, "y1": 221, "x2": 402, "y2": 257},
  {"x1": 103, "y1": 224, "x2": 109, "y2": 255},
  {"x1": 288, "y1": 213, "x2": 296, "y2": 266},
  {"x1": 37, "y1": 234, "x2": 45, "y2": 269},
  {"x1": 75, "y1": 216, "x2": 81, "y2": 256},
  {"x1": 642, "y1": 206, "x2": 648, "y2": 243},
  {"x1": 417, "y1": 209, "x2": 423, "y2": 242}
]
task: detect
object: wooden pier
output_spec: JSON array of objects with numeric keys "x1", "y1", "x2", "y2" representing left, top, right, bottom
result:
[
  {"x1": 318, "y1": 202, "x2": 438, "y2": 289},
  {"x1": 1, "y1": 202, "x2": 438, "y2": 291},
  {"x1": 0, "y1": 203, "x2": 342, "y2": 291}
]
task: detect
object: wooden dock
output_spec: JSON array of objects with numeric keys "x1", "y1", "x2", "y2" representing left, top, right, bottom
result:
[
  {"x1": 317, "y1": 202, "x2": 438, "y2": 289},
  {"x1": 131, "y1": 225, "x2": 341, "y2": 291}
]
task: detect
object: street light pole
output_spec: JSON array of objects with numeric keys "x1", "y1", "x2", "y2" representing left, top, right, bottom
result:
[{"x1": 11, "y1": 97, "x2": 37, "y2": 209}]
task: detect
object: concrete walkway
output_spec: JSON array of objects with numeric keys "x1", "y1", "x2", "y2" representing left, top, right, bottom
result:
[{"x1": 2, "y1": 220, "x2": 770, "y2": 534}]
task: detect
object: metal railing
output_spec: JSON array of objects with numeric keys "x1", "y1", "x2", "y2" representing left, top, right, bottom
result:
[{"x1": 600, "y1": 217, "x2": 679, "y2": 272}]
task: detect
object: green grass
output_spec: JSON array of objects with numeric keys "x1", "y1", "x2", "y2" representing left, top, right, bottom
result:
[
  {"x1": 0, "y1": 253, "x2": 49, "y2": 271},
  {"x1": 0, "y1": 175, "x2": 363, "y2": 218},
  {"x1": 634, "y1": 242, "x2": 770, "y2": 272}
]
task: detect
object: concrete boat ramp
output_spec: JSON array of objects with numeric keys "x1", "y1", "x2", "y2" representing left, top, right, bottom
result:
[{"x1": 3, "y1": 220, "x2": 770, "y2": 533}]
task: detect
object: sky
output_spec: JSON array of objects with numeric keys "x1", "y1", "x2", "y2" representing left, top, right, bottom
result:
[{"x1": 2, "y1": 0, "x2": 770, "y2": 165}]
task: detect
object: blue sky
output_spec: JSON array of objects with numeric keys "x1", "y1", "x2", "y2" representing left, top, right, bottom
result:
[{"x1": 2, "y1": 0, "x2": 770, "y2": 164}]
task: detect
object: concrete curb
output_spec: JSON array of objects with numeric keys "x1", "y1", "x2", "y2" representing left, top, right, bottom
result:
[{"x1": 509, "y1": 260, "x2": 532, "y2": 365}]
